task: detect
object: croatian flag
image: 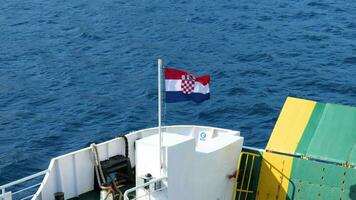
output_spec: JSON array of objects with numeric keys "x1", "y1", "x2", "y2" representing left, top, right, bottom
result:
[{"x1": 165, "y1": 68, "x2": 210, "y2": 103}]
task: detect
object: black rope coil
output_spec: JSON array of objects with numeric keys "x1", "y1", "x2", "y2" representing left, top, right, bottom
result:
[{"x1": 118, "y1": 135, "x2": 129, "y2": 158}]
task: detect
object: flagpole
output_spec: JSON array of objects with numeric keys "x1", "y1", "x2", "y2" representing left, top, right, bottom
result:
[{"x1": 157, "y1": 58, "x2": 163, "y2": 176}]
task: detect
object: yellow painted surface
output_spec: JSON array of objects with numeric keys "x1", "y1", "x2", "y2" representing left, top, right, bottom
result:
[
  {"x1": 266, "y1": 97, "x2": 316, "y2": 154},
  {"x1": 256, "y1": 152, "x2": 294, "y2": 200}
]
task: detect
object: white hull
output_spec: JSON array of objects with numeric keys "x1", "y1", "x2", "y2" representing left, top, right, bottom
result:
[{"x1": 1, "y1": 125, "x2": 242, "y2": 200}]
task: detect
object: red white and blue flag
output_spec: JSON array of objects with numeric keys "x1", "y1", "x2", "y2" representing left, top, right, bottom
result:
[{"x1": 165, "y1": 68, "x2": 210, "y2": 103}]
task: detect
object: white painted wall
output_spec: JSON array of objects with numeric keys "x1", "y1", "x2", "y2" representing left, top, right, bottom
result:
[
  {"x1": 33, "y1": 136, "x2": 135, "y2": 200},
  {"x1": 32, "y1": 125, "x2": 240, "y2": 200},
  {"x1": 135, "y1": 127, "x2": 243, "y2": 200},
  {"x1": 167, "y1": 135, "x2": 196, "y2": 200},
  {"x1": 193, "y1": 135, "x2": 243, "y2": 200}
]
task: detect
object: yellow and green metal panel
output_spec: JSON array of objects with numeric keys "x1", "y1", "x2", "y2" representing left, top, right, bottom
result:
[
  {"x1": 239, "y1": 97, "x2": 356, "y2": 200},
  {"x1": 255, "y1": 152, "x2": 294, "y2": 200},
  {"x1": 266, "y1": 97, "x2": 316, "y2": 155},
  {"x1": 300, "y1": 103, "x2": 356, "y2": 165}
]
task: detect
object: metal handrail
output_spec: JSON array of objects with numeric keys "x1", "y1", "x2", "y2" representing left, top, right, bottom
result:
[
  {"x1": 123, "y1": 177, "x2": 167, "y2": 200},
  {"x1": 242, "y1": 146, "x2": 265, "y2": 153},
  {"x1": 0, "y1": 170, "x2": 47, "y2": 199},
  {"x1": 129, "y1": 186, "x2": 168, "y2": 200},
  {"x1": 231, "y1": 152, "x2": 261, "y2": 200}
]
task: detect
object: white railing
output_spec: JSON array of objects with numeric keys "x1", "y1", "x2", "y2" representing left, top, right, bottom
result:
[
  {"x1": 123, "y1": 177, "x2": 167, "y2": 200},
  {"x1": 0, "y1": 170, "x2": 47, "y2": 200},
  {"x1": 242, "y1": 145, "x2": 265, "y2": 153}
]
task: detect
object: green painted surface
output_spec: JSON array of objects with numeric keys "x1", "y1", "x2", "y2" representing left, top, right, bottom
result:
[
  {"x1": 250, "y1": 98, "x2": 356, "y2": 200},
  {"x1": 287, "y1": 156, "x2": 356, "y2": 200},
  {"x1": 348, "y1": 145, "x2": 356, "y2": 166},
  {"x1": 291, "y1": 100, "x2": 356, "y2": 199},
  {"x1": 287, "y1": 158, "x2": 321, "y2": 200},
  {"x1": 68, "y1": 190, "x2": 99, "y2": 200},
  {"x1": 322, "y1": 164, "x2": 345, "y2": 188},
  {"x1": 79, "y1": 190, "x2": 99, "y2": 200},
  {"x1": 295, "y1": 103, "x2": 325, "y2": 155},
  {"x1": 344, "y1": 167, "x2": 356, "y2": 200},
  {"x1": 68, "y1": 184, "x2": 135, "y2": 200},
  {"x1": 304, "y1": 103, "x2": 356, "y2": 165},
  {"x1": 295, "y1": 182, "x2": 320, "y2": 200}
]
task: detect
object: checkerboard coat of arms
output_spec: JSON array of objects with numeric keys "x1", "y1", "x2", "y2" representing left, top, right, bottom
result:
[{"x1": 181, "y1": 75, "x2": 195, "y2": 94}]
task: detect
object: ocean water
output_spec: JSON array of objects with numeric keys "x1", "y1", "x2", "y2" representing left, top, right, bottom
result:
[{"x1": 1, "y1": 0, "x2": 356, "y2": 185}]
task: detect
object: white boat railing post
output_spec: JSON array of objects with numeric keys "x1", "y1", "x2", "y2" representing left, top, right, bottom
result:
[
  {"x1": 0, "y1": 170, "x2": 47, "y2": 200},
  {"x1": 158, "y1": 58, "x2": 163, "y2": 176},
  {"x1": 123, "y1": 177, "x2": 167, "y2": 200}
]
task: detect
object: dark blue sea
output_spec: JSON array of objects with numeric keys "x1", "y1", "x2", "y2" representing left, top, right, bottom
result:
[{"x1": 1, "y1": 0, "x2": 356, "y2": 185}]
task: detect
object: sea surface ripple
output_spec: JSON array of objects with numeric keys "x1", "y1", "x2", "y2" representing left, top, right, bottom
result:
[{"x1": 1, "y1": 0, "x2": 356, "y2": 184}]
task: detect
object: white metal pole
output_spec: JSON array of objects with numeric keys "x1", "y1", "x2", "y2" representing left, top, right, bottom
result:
[{"x1": 158, "y1": 59, "x2": 163, "y2": 175}]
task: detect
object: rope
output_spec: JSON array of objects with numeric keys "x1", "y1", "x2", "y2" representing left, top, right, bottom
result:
[
  {"x1": 118, "y1": 135, "x2": 129, "y2": 158},
  {"x1": 90, "y1": 143, "x2": 106, "y2": 186},
  {"x1": 94, "y1": 162, "x2": 102, "y2": 186},
  {"x1": 100, "y1": 183, "x2": 123, "y2": 200},
  {"x1": 92, "y1": 141, "x2": 127, "y2": 200}
]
